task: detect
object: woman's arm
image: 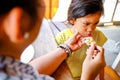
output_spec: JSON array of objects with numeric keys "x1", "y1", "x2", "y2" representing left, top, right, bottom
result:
[
  {"x1": 29, "y1": 32, "x2": 84, "y2": 75},
  {"x1": 29, "y1": 48, "x2": 67, "y2": 75}
]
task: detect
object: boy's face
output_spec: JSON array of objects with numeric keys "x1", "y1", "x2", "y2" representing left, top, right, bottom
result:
[{"x1": 73, "y1": 12, "x2": 101, "y2": 36}]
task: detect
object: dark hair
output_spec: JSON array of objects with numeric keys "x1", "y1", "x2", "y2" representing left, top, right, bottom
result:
[
  {"x1": 67, "y1": 0, "x2": 104, "y2": 21},
  {"x1": 0, "y1": 0, "x2": 38, "y2": 22}
]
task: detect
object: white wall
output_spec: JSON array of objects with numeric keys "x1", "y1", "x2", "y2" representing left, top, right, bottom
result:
[{"x1": 52, "y1": 0, "x2": 72, "y2": 21}]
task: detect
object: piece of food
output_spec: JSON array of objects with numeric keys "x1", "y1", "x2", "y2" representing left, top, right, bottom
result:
[
  {"x1": 82, "y1": 37, "x2": 96, "y2": 46},
  {"x1": 82, "y1": 37, "x2": 100, "y2": 59}
]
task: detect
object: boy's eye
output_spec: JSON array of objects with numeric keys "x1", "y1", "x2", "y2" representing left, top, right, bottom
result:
[
  {"x1": 83, "y1": 22, "x2": 90, "y2": 26},
  {"x1": 94, "y1": 21, "x2": 99, "y2": 25},
  {"x1": 95, "y1": 22, "x2": 99, "y2": 25}
]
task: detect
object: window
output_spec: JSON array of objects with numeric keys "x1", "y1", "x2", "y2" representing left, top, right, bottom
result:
[
  {"x1": 51, "y1": 0, "x2": 120, "y2": 25},
  {"x1": 99, "y1": 0, "x2": 120, "y2": 26}
]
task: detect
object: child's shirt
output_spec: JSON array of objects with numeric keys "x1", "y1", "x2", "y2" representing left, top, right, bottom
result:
[{"x1": 55, "y1": 28, "x2": 107, "y2": 78}]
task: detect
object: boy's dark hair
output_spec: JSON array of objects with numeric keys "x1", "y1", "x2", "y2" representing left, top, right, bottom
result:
[
  {"x1": 68, "y1": 0, "x2": 104, "y2": 21},
  {"x1": 0, "y1": 0, "x2": 37, "y2": 21}
]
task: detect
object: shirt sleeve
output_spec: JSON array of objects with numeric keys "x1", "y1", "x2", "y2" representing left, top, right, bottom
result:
[
  {"x1": 95, "y1": 29, "x2": 108, "y2": 46},
  {"x1": 39, "y1": 74, "x2": 55, "y2": 80},
  {"x1": 55, "y1": 32, "x2": 65, "y2": 45},
  {"x1": 55, "y1": 28, "x2": 73, "y2": 45}
]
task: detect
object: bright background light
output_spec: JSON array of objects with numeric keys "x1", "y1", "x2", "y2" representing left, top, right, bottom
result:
[{"x1": 20, "y1": 45, "x2": 35, "y2": 63}]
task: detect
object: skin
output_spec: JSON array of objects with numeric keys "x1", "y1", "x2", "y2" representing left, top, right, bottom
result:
[
  {"x1": 71, "y1": 11, "x2": 101, "y2": 36},
  {"x1": 81, "y1": 43, "x2": 106, "y2": 80},
  {"x1": 0, "y1": 0, "x2": 84, "y2": 75},
  {"x1": 0, "y1": 0, "x2": 45, "y2": 59},
  {"x1": 0, "y1": 0, "x2": 106, "y2": 79},
  {"x1": 70, "y1": 11, "x2": 105, "y2": 80},
  {"x1": 29, "y1": 32, "x2": 84, "y2": 75}
]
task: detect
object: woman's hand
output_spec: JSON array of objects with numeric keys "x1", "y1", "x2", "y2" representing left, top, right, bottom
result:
[
  {"x1": 65, "y1": 32, "x2": 84, "y2": 51},
  {"x1": 81, "y1": 43, "x2": 106, "y2": 80}
]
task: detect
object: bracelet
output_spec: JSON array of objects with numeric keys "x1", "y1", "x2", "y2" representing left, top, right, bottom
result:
[{"x1": 58, "y1": 44, "x2": 72, "y2": 57}]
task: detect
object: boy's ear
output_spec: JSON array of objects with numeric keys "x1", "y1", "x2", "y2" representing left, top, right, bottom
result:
[
  {"x1": 69, "y1": 18, "x2": 75, "y2": 25},
  {"x1": 4, "y1": 7, "x2": 24, "y2": 43}
]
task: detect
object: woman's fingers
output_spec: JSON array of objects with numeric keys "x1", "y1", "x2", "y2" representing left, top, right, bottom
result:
[{"x1": 86, "y1": 43, "x2": 96, "y2": 59}]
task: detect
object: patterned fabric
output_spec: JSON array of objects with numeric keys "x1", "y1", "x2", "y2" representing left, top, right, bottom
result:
[
  {"x1": 0, "y1": 56, "x2": 54, "y2": 80},
  {"x1": 55, "y1": 28, "x2": 107, "y2": 78}
]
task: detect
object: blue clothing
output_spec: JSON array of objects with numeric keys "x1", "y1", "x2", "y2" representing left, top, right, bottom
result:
[{"x1": 0, "y1": 56, "x2": 54, "y2": 80}]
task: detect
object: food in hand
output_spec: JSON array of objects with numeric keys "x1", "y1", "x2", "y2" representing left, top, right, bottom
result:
[{"x1": 82, "y1": 37, "x2": 95, "y2": 46}]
